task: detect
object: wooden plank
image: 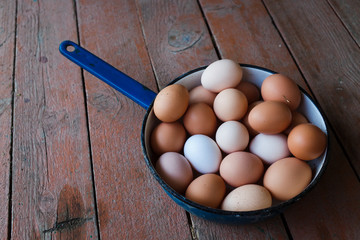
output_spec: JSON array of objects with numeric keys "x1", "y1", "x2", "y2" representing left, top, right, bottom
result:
[
  {"x1": 12, "y1": 0, "x2": 98, "y2": 238},
  {"x1": 136, "y1": 0, "x2": 218, "y2": 89},
  {"x1": 137, "y1": 0, "x2": 289, "y2": 239},
  {"x1": 199, "y1": 0, "x2": 360, "y2": 238},
  {"x1": 0, "y1": 1, "x2": 16, "y2": 238},
  {"x1": 76, "y1": 0, "x2": 192, "y2": 239},
  {"x1": 328, "y1": 0, "x2": 360, "y2": 47},
  {"x1": 284, "y1": 134, "x2": 360, "y2": 239},
  {"x1": 263, "y1": 0, "x2": 360, "y2": 173}
]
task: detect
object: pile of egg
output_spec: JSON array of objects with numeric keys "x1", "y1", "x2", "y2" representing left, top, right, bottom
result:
[{"x1": 151, "y1": 59, "x2": 327, "y2": 211}]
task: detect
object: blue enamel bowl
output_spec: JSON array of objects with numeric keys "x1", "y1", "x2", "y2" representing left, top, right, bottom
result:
[{"x1": 60, "y1": 41, "x2": 329, "y2": 224}]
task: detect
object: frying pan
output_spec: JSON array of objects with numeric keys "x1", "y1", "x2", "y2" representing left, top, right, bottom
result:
[{"x1": 59, "y1": 40, "x2": 329, "y2": 224}]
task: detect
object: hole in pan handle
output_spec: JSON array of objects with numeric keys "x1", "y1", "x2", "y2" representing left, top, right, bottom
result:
[{"x1": 59, "y1": 40, "x2": 157, "y2": 110}]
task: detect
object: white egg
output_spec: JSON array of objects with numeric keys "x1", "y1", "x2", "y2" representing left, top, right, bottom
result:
[
  {"x1": 215, "y1": 121, "x2": 249, "y2": 153},
  {"x1": 249, "y1": 133, "x2": 290, "y2": 165},
  {"x1": 184, "y1": 134, "x2": 222, "y2": 174}
]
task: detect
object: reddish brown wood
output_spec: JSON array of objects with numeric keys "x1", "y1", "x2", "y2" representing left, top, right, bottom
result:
[
  {"x1": 263, "y1": 0, "x2": 360, "y2": 173},
  {"x1": 12, "y1": 0, "x2": 97, "y2": 238},
  {"x1": 0, "y1": 1, "x2": 16, "y2": 238},
  {"x1": 76, "y1": 0, "x2": 191, "y2": 239},
  {"x1": 199, "y1": 0, "x2": 360, "y2": 238},
  {"x1": 136, "y1": 0, "x2": 218, "y2": 89},
  {"x1": 137, "y1": 0, "x2": 289, "y2": 238},
  {"x1": 329, "y1": 0, "x2": 360, "y2": 47}
]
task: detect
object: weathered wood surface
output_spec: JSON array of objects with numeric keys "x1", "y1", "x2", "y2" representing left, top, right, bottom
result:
[
  {"x1": 0, "y1": 1, "x2": 16, "y2": 239},
  {"x1": 12, "y1": 0, "x2": 97, "y2": 239},
  {"x1": 1, "y1": 0, "x2": 359, "y2": 239}
]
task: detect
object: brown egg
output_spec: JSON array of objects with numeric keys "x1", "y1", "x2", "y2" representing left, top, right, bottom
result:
[
  {"x1": 153, "y1": 84, "x2": 189, "y2": 122},
  {"x1": 221, "y1": 184, "x2": 272, "y2": 211},
  {"x1": 284, "y1": 111, "x2": 308, "y2": 134},
  {"x1": 261, "y1": 74, "x2": 302, "y2": 110},
  {"x1": 287, "y1": 123, "x2": 327, "y2": 161},
  {"x1": 236, "y1": 81, "x2": 261, "y2": 104},
  {"x1": 242, "y1": 101, "x2": 262, "y2": 137},
  {"x1": 155, "y1": 152, "x2": 193, "y2": 194},
  {"x1": 150, "y1": 122, "x2": 186, "y2": 155},
  {"x1": 219, "y1": 151, "x2": 264, "y2": 187},
  {"x1": 263, "y1": 157, "x2": 312, "y2": 201},
  {"x1": 213, "y1": 88, "x2": 248, "y2": 121},
  {"x1": 248, "y1": 101, "x2": 292, "y2": 134},
  {"x1": 183, "y1": 103, "x2": 217, "y2": 136},
  {"x1": 189, "y1": 85, "x2": 217, "y2": 107},
  {"x1": 185, "y1": 174, "x2": 226, "y2": 208}
]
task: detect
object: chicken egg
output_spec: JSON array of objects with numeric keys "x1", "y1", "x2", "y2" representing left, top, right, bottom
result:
[
  {"x1": 155, "y1": 152, "x2": 193, "y2": 194},
  {"x1": 221, "y1": 184, "x2": 272, "y2": 211},
  {"x1": 183, "y1": 103, "x2": 217, "y2": 137},
  {"x1": 150, "y1": 122, "x2": 186, "y2": 155},
  {"x1": 185, "y1": 174, "x2": 226, "y2": 208},
  {"x1": 201, "y1": 59, "x2": 243, "y2": 93},
  {"x1": 153, "y1": 84, "x2": 189, "y2": 122},
  {"x1": 287, "y1": 123, "x2": 327, "y2": 161},
  {"x1": 189, "y1": 85, "x2": 217, "y2": 107},
  {"x1": 248, "y1": 101, "x2": 292, "y2": 134},
  {"x1": 261, "y1": 74, "x2": 301, "y2": 110},
  {"x1": 215, "y1": 121, "x2": 249, "y2": 153},
  {"x1": 213, "y1": 88, "x2": 248, "y2": 121},
  {"x1": 263, "y1": 157, "x2": 312, "y2": 201},
  {"x1": 219, "y1": 151, "x2": 264, "y2": 187}
]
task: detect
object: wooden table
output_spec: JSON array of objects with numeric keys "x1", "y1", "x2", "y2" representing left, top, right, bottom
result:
[{"x1": 1, "y1": 0, "x2": 359, "y2": 239}]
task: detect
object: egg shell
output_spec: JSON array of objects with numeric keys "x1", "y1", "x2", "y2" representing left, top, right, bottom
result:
[
  {"x1": 183, "y1": 134, "x2": 222, "y2": 174},
  {"x1": 183, "y1": 103, "x2": 217, "y2": 137},
  {"x1": 215, "y1": 121, "x2": 249, "y2": 153},
  {"x1": 189, "y1": 85, "x2": 217, "y2": 107},
  {"x1": 153, "y1": 84, "x2": 189, "y2": 122},
  {"x1": 248, "y1": 101, "x2": 292, "y2": 134},
  {"x1": 241, "y1": 101, "x2": 262, "y2": 137},
  {"x1": 201, "y1": 59, "x2": 243, "y2": 93},
  {"x1": 261, "y1": 74, "x2": 302, "y2": 110},
  {"x1": 284, "y1": 111, "x2": 308, "y2": 134},
  {"x1": 236, "y1": 81, "x2": 261, "y2": 104},
  {"x1": 150, "y1": 122, "x2": 186, "y2": 155},
  {"x1": 249, "y1": 133, "x2": 290, "y2": 165},
  {"x1": 263, "y1": 157, "x2": 312, "y2": 201},
  {"x1": 185, "y1": 174, "x2": 226, "y2": 208},
  {"x1": 213, "y1": 88, "x2": 248, "y2": 121},
  {"x1": 221, "y1": 184, "x2": 272, "y2": 212},
  {"x1": 287, "y1": 123, "x2": 327, "y2": 161},
  {"x1": 219, "y1": 151, "x2": 264, "y2": 187},
  {"x1": 155, "y1": 152, "x2": 193, "y2": 194}
]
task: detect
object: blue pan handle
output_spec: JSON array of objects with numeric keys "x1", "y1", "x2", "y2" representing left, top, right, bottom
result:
[{"x1": 59, "y1": 40, "x2": 157, "y2": 110}]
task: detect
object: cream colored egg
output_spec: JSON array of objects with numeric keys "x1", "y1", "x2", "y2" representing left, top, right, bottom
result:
[
  {"x1": 201, "y1": 59, "x2": 243, "y2": 93},
  {"x1": 221, "y1": 184, "x2": 272, "y2": 211}
]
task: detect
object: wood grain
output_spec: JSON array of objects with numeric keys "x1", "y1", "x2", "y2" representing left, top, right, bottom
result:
[
  {"x1": 136, "y1": 0, "x2": 218, "y2": 89},
  {"x1": 328, "y1": 0, "x2": 360, "y2": 47},
  {"x1": 0, "y1": 1, "x2": 16, "y2": 238},
  {"x1": 263, "y1": 0, "x2": 360, "y2": 173},
  {"x1": 200, "y1": 0, "x2": 360, "y2": 238},
  {"x1": 137, "y1": 0, "x2": 289, "y2": 239},
  {"x1": 12, "y1": 0, "x2": 97, "y2": 238},
  {"x1": 76, "y1": 0, "x2": 192, "y2": 239}
]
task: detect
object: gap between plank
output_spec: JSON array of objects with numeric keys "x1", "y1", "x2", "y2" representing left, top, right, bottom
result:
[
  {"x1": 8, "y1": 0, "x2": 19, "y2": 239},
  {"x1": 72, "y1": 0, "x2": 101, "y2": 238}
]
